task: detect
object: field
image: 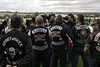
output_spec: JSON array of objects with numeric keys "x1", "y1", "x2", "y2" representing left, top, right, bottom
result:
[
  {"x1": 58, "y1": 56, "x2": 83, "y2": 67},
  {"x1": 40, "y1": 56, "x2": 83, "y2": 67},
  {"x1": 0, "y1": 56, "x2": 83, "y2": 67},
  {"x1": 55, "y1": 56, "x2": 83, "y2": 67}
]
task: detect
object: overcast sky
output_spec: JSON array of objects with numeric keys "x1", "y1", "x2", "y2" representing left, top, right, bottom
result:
[{"x1": 0, "y1": 0, "x2": 100, "y2": 12}]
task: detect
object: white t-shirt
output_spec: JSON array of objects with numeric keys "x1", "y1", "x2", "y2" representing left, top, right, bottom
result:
[
  {"x1": 88, "y1": 26, "x2": 93, "y2": 33},
  {"x1": 5, "y1": 26, "x2": 12, "y2": 33}
]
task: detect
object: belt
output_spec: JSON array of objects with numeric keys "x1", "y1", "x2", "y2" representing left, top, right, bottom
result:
[
  {"x1": 32, "y1": 45, "x2": 48, "y2": 51},
  {"x1": 52, "y1": 41, "x2": 65, "y2": 45}
]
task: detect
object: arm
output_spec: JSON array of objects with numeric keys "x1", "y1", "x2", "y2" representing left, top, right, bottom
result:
[
  {"x1": 64, "y1": 26, "x2": 74, "y2": 49},
  {"x1": 66, "y1": 27, "x2": 74, "y2": 42},
  {"x1": 18, "y1": 37, "x2": 33, "y2": 64},
  {"x1": 0, "y1": 38, "x2": 2, "y2": 64},
  {"x1": 47, "y1": 29, "x2": 52, "y2": 45},
  {"x1": 84, "y1": 34, "x2": 93, "y2": 55},
  {"x1": 71, "y1": 26, "x2": 76, "y2": 44},
  {"x1": 0, "y1": 36, "x2": 4, "y2": 64},
  {"x1": 84, "y1": 44, "x2": 91, "y2": 55}
]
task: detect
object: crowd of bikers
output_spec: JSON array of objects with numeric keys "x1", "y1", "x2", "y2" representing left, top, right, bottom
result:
[{"x1": 0, "y1": 13, "x2": 100, "y2": 67}]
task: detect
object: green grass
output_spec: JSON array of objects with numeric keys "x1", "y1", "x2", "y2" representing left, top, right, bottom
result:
[
  {"x1": 78, "y1": 56, "x2": 83, "y2": 67},
  {"x1": 58, "y1": 56, "x2": 83, "y2": 67},
  {"x1": 0, "y1": 56, "x2": 83, "y2": 67},
  {"x1": 40, "y1": 56, "x2": 83, "y2": 67}
]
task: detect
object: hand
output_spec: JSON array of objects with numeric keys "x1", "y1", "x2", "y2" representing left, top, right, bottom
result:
[
  {"x1": 84, "y1": 44, "x2": 91, "y2": 56},
  {"x1": 6, "y1": 65, "x2": 11, "y2": 67},
  {"x1": 12, "y1": 66, "x2": 17, "y2": 67},
  {"x1": 6, "y1": 65, "x2": 17, "y2": 67},
  {"x1": 11, "y1": 61, "x2": 18, "y2": 66},
  {"x1": 84, "y1": 48, "x2": 90, "y2": 56}
]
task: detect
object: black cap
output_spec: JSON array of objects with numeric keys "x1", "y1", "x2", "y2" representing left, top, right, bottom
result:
[
  {"x1": 31, "y1": 17, "x2": 35, "y2": 22},
  {"x1": 49, "y1": 13, "x2": 55, "y2": 17}
]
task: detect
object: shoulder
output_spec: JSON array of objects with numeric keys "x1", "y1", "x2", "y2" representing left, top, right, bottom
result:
[
  {"x1": 62, "y1": 24, "x2": 69, "y2": 30},
  {"x1": 0, "y1": 32, "x2": 9, "y2": 39},
  {"x1": 21, "y1": 32, "x2": 30, "y2": 38},
  {"x1": 71, "y1": 25, "x2": 76, "y2": 31},
  {"x1": 43, "y1": 27, "x2": 48, "y2": 30},
  {"x1": 42, "y1": 27, "x2": 49, "y2": 33},
  {"x1": 12, "y1": 30, "x2": 30, "y2": 40},
  {"x1": 93, "y1": 31, "x2": 100, "y2": 36}
]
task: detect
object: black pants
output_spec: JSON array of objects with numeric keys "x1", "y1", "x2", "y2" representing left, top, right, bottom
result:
[
  {"x1": 0, "y1": 59, "x2": 32, "y2": 67},
  {"x1": 32, "y1": 52, "x2": 50, "y2": 67},
  {"x1": 87, "y1": 56, "x2": 100, "y2": 67},
  {"x1": 71, "y1": 46, "x2": 89, "y2": 67},
  {"x1": 1, "y1": 64, "x2": 6, "y2": 67},
  {"x1": 50, "y1": 51, "x2": 67, "y2": 67}
]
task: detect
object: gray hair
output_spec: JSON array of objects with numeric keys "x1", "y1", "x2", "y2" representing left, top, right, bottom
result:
[{"x1": 35, "y1": 16, "x2": 44, "y2": 25}]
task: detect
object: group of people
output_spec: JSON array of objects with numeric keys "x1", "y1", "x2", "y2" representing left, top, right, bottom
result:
[{"x1": 0, "y1": 13, "x2": 100, "y2": 67}]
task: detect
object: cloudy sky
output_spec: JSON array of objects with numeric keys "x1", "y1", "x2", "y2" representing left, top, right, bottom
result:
[{"x1": 0, "y1": 0, "x2": 100, "y2": 12}]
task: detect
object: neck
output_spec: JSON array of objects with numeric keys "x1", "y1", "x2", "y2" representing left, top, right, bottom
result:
[
  {"x1": 36, "y1": 24, "x2": 44, "y2": 27},
  {"x1": 12, "y1": 27, "x2": 21, "y2": 31},
  {"x1": 77, "y1": 22, "x2": 81, "y2": 25}
]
